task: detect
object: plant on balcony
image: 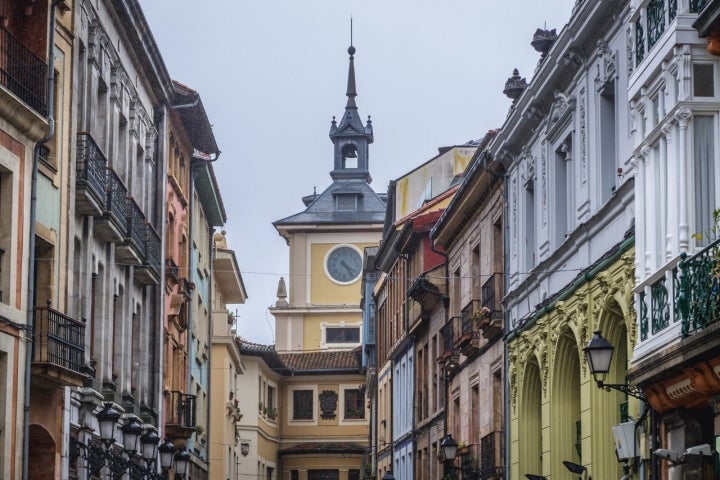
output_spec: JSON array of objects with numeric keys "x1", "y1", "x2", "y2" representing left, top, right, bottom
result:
[
  {"x1": 227, "y1": 309, "x2": 235, "y2": 325},
  {"x1": 471, "y1": 306, "x2": 491, "y2": 328},
  {"x1": 195, "y1": 424, "x2": 204, "y2": 436},
  {"x1": 266, "y1": 407, "x2": 278, "y2": 420}
]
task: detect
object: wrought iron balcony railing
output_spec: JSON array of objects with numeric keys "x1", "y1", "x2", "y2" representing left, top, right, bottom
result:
[
  {"x1": 166, "y1": 391, "x2": 196, "y2": 428},
  {"x1": 165, "y1": 258, "x2": 180, "y2": 283},
  {"x1": 126, "y1": 198, "x2": 145, "y2": 255},
  {"x1": 634, "y1": 0, "x2": 706, "y2": 66},
  {"x1": 440, "y1": 317, "x2": 457, "y2": 358},
  {"x1": 33, "y1": 301, "x2": 85, "y2": 374},
  {"x1": 76, "y1": 133, "x2": 108, "y2": 207},
  {"x1": 459, "y1": 443, "x2": 480, "y2": 477},
  {"x1": 143, "y1": 224, "x2": 161, "y2": 278},
  {"x1": 480, "y1": 430, "x2": 503, "y2": 479},
  {"x1": 678, "y1": 239, "x2": 720, "y2": 336},
  {"x1": 461, "y1": 299, "x2": 481, "y2": 337},
  {"x1": 106, "y1": 168, "x2": 128, "y2": 225},
  {"x1": 481, "y1": 274, "x2": 503, "y2": 312},
  {"x1": 0, "y1": 24, "x2": 47, "y2": 116}
]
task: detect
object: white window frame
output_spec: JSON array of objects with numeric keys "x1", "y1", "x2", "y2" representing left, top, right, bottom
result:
[
  {"x1": 287, "y1": 384, "x2": 318, "y2": 425},
  {"x1": 320, "y1": 321, "x2": 362, "y2": 349},
  {"x1": 339, "y1": 384, "x2": 368, "y2": 425}
]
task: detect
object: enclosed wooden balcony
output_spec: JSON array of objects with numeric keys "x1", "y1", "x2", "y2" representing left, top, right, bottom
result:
[{"x1": 32, "y1": 302, "x2": 86, "y2": 387}]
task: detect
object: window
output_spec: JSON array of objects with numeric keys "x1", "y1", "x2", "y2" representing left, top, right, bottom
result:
[
  {"x1": 554, "y1": 138, "x2": 571, "y2": 245},
  {"x1": 309, "y1": 471, "x2": 338, "y2": 480},
  {"x1": 694, "y1": 64, "x2": 715, "y2": 98},
  {"x1": 600, "y1": 80, "x2": 617, "y2": 203},
  {"x1": 525, "y1": 180, "x2": 535, "y2": 270},
  {"x1": 266, "y1": 385, "x2": 277, "y2": 420},
  {"x1": 326, "y1": 326, "x2": 359, "y2": 343},
  {"x1": 348, "y1": 470, "x2": 360, "y2": 480},
  {"x1": 292, "y1": 390, "x2": 313, "y2": 420},
  {"x1": 290, "y1": 471, "x2": 299, "y2": 480},
  {"x1": 335, "y1": 193, "x2": 358, "y2": 211},
  {"x1": 344, "y1": 388, "x2": 365, "y2": 419},
  {"x1": 693, "y1": 116, "x2": 716, "y2": 246},
  {"x1": 321, "y1": 323, "x2": 361, "y2": 348}
]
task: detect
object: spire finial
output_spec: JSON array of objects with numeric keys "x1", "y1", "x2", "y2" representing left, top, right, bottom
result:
[{"x1": 345, "y1": 22, "x2": 357, "y2": 109}]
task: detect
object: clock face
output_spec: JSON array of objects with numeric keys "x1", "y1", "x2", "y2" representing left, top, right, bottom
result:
[{"x1": 325, "y1": 246, "x2": 363, "y2": 284}]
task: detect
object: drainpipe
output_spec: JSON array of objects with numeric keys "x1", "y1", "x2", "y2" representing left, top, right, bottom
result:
[
  {"x1": 23, "y1": 2, "x2": 59, "y2": 480},
  {"x1": 501, "y1": 166, "x2": 511, "y2": 480}
]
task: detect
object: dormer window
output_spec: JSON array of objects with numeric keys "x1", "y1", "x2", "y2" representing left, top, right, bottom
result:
[{"x1": 333, "y1": 187, "x2": 363, "y2": 211}]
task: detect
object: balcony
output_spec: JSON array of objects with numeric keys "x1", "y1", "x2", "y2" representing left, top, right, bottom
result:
[
  {"x1": 115, "y1": 198, "x2": 145, "y2": 266},
  {"x1": 458, "y1": 443, "x2": 480, "y2": 479},
  {"x1": 479, "y1": 431, "x2": 503, "y2": 479},
  {"x1": 0, "y1": 24, "x2": 47, "y2": 116},
  {"x1": 94, "y1": 168, "x2": 128, "y2": 244},
  {"x1": 134, "y1": 224, "x2": 161, "y2": 285},
  {"x1": 165, "y1": 390, "x2": 196, "y2": 442},
  {"x1": 32, "y1": 302, "x2": 86, "y2": 387},
  {"x1": 166, "y1": 258, "x2": 180, "y2": 285},
  {"x1": 438, "y1": 317, "x2": 458, "y2": 365},
  {"x1": 456, "y1": 300, "x2": 481, "y2": 356},
  {"x1": 76, "y1": 133, "x2": 107, "y2": 217},
  {"x1": 480, "y1": 274, "x2": 504, "y2": 339}
]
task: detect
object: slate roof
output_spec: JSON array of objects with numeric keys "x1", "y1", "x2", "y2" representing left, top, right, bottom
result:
[
  {"x1": 273, "y1": 180, "x2": 386, "y2": 226},
  {"x1": 171, "y1": 80, "x2": 218, "y2": 156}
]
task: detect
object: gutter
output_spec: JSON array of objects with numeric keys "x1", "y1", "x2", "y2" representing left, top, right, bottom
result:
[{"x1": 24, "y1": 2, "x2": 59, "y2": 479}]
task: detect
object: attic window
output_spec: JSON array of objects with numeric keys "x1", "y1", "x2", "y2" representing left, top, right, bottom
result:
[{"x1": 336, "y1": 194, "x2": 358, "y2": 211}]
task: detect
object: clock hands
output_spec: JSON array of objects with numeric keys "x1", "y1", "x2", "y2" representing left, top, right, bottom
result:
[{"x1": 341, "y1": 260, "x2": 354, "y2": 276}]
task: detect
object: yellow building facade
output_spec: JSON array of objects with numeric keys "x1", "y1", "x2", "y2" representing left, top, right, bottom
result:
[{"x1": 508, "y1": 246, "x2": 637, "y2": 480}]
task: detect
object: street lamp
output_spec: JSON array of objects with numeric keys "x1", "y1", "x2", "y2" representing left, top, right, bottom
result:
[
  {"x1": 122, "y1": 419, "x2": 143, "y2": 453},
  {"x1": 440, "y1": 434, "x2": 458, "y2": 461},
  {"x1": 525, "y1": 475, "x2": 547, "y2": 480},
  {"x1": 584, "y1": 331, "x2": 646, "y2": 400},
  {"x1": 174, "y1": 448, "x2": 190, "y2": 477},
  {"x1": 381, "y1": 472, "x2": 395, "y2": 480},
  {"x1": 97, "y1": 402, "x2": 121, "y2": 444}
]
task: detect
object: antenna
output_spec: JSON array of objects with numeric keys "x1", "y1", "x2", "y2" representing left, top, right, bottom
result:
[{"x1": 350, "y1": 16, "x2": 353, "y2": 47}]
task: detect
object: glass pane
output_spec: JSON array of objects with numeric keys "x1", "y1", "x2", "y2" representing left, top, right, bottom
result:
[
  {"x1": 293, "y1": 390, "x2": 313, "y2": 420},
  {"x1": 326, "y1": 327, "x2": 360, "y2": 343},
  {"x1": 694, "y1": 64, "x2": 715, "y2": 97}
]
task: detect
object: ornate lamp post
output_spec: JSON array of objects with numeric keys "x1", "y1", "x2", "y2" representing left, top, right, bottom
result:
[{"x1": 584, "y1": 331, "x2": 646, "y2": 400}]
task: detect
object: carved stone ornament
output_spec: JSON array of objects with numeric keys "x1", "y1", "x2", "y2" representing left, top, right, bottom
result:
[
  {"x1": 319, "y1": 390, "x2": 338, "y2": 420},
  {"x1": 546, "y1": 91, "x2": 576, "y2": 135}
]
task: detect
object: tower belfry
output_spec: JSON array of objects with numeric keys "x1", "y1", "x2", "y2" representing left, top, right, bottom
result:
[{"x1": 329, "y1": 44, "x2": 374, "y2": 183}]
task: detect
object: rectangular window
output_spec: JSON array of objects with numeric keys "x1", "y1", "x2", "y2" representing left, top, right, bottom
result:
[
  {"x1": 554, "y1": 144, "x2": 569, "y2": 245},
  {"x1": 600, "y1": 80, "x2": 617, "y2": 203},
  {"x1": 694, "y1": 64, "x2": 715, "y2": 98},
  {"x1": 348, "y1": 469, "x2": 360, "y2": 480},
  {"x1": 292, "y1": 390, "x2": 313, "y2": 420},
  {"x1": 335, "y1": 194, "x2": 358, "y2": 211},
  {"x1": 345, "y1": 388, "x2": 365, "y2": 419},
  {"x1": 693, "y1": 116, "x2": 716, "y2": 246},
  {"x1": 525, "y1": 181, "x2": 535, "y2": 270},
  {"x1": 324, "y1": 325, "x2": 360, "y2": 344},
  {"x1": 290, "y1": 471, "x2": 299, "y2": 480},
  {"x1": 309, "y1": 470, "x2": 338, "y2": 480},
  {"x1": 267, "y1": 385, "x2": 277, "y2": 419}
]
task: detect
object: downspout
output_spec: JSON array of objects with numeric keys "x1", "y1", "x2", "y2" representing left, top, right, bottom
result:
[
  {"x1": 205, "y1": 224, "x2": 215, "y2": 463},
  {"x1": 24, "y1": 2, "x2": 59, "y2": 479},
  {"x1": 154, "y1": 108, "x2": 167, "y2": 438},
  {"x1": 501, "y1": 167, "x2": 511, "y2": 480}
]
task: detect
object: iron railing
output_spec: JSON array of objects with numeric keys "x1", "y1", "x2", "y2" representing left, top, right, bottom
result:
[
  {"x1": 166, "y1": 391, "x2": 196, "y2": 428},
  {"x1": 441, "y1": 318, "x2": 457, "y2": 356},
  {"x1": 106, "y1": 168, "x2": 128, "y2": 225},
  {"x1": 647, "y1": 0, "x2": 665, "y2": 50},
  {"x1": 690, "y1": 0, "x2": 709, "y2": 12},
  {"x1": 144, "y1": 224, "x2": 161, "y2": 278},
  {"x1": 678, "y1": 239, "x2": 720, "y2": 336},
  {"x1": 0, "y1": 25, "x2": 47, "y2": 116},
  {"x1": 480, "y1": 431, "x2": 503, "y2": 479},
  {"x1": 461, "y1": 299, "x2": 481, "y2": 337},
  {"x1": 165, "y1": 258, "x2": 179, "y2": 282},
  {"x1": 76, "y1": 133, "x2": 108, "y2": 203},
  {"x1": 126, "y1": 198, "x2": 145, "y2": 254},
  {"x1": 459, "y1": 443, "x2": 480, "y2": 478},
  {"x1": 33, "y1": 301, "x2": 85, "y2": 374},
  {"x1": 482, "y1": 274, "x2": 503, "y2": 312}
]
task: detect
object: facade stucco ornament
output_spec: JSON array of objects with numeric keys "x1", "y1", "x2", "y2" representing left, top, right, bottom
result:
[
  {"x1": 546, "y1": 91, "x2": 576, "y2": 135},
  {"x1": 661, "y1": 120, "x2": 674, "y2": 139},
  {"x1": 676, "y1": 44, "x2": 692, "y2": 101},
  {"x1": 540, "y1": 141, "x2": 548, "y2": 225},
  {"x1": 626, "y1": 26, "x2": 634, "y2": 75},
  {"x1": 527, "y1": 103, "x2": 545, "y2": 122},
  {"x1": 563, "y1": 48, "x2": 585, "y2": 67},
  {"x1": 595, "y1": 39, "x2": 617, "y2": 91},
  {"x1": 509, "y1": 347, "x2": 518, "y2": 411},
  {"x1": 674, "y1": 107, "x2": 693, "y2": 127},
  {"x1": 579, "y1": 88, "x2": 587, "y2": 184},
  {"x1": 520, "y1": 147, "x2": 535, "y2": 188}
]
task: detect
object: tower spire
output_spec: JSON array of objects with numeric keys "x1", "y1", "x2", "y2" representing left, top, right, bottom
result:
[{"x1": 346, "y1": 45, "x2": 357, "y2": 109}]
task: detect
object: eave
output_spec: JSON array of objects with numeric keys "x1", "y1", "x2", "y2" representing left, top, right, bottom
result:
[{"x1": 213, "y1": 248, "x2": 247, "y2": 304}]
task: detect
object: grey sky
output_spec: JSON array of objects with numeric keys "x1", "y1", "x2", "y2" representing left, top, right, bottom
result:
[{"x1": 139, "y1": 0, "x2": 576, "y2": 345}]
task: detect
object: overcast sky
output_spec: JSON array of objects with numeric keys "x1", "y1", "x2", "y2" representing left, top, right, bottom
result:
[{"x1": 139, "y1": 0, "x2": 577, "y2": 345}]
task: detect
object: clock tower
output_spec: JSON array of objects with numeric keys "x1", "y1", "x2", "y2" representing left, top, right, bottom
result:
[{"x1": 271, "y1": 44, "x2": 386, "y2": 354}]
